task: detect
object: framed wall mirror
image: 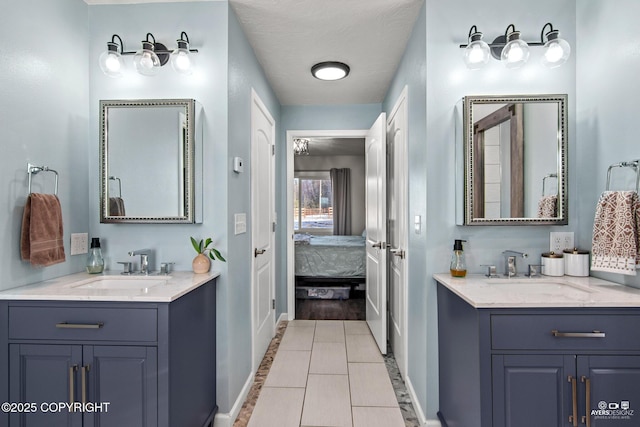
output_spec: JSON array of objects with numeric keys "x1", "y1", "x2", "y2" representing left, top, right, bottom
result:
[
  {"x1": 462, "y1": 94, "x2": 567, "y2": 225},
  {"x1": 100, "y1": 99, "x2": 202, "y2": 223}
]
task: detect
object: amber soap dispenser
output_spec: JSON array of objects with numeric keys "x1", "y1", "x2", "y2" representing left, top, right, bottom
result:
[{"x1": 450, "y1": 239, "x2": 467, "y2": 278}]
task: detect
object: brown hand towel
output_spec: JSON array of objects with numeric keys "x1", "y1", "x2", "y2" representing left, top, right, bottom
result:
[
  {"x1": 109, "y1": 197, "x2": 126, "y2": 216},
  {"x1": 20, "y1": 193, "x2": 66, "y2": 267},
  {"x1": 591, "y1": 191, "x2": 640, "y2": 275}
]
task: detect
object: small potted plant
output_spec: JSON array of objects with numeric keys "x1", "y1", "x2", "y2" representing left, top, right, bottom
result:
[{"x1": 190, "y1": 237, "x2": 226, "y2": 273}]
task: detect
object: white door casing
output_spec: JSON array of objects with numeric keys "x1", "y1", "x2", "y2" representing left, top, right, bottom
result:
[
  {"x1": 387, "y1": 87, "x2": 408, "y2": 378},
  {"x1": 251, "y1": 89, "x2": 276, "y2": 371},
  {"x1": 365, "y1": 113, "x2": 388, "y2": 354}
]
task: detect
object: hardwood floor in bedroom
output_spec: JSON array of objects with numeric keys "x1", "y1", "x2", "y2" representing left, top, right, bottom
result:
[{"x1": 295, "y1": 295, "x2": 365, "y2": 320}]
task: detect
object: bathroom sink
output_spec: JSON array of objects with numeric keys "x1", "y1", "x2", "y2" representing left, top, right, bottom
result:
[
  {"x1": 485, "y1": 279, "x2": 595, "y2": 296},
  {"x1": 71, "y1": 276, "x2": 169, "y2": 290}
]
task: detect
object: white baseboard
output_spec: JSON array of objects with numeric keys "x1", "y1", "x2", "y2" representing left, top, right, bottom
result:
[
  {"x1": 405, "y1": 375, "x2": 427, "y2": 425},
  {"x1": 277, "y1": 312, "x2": 288, "y2": 325},
  {"x1": 213, "y1": 371, "x2": 255, "y2": 427},
  {"x1": 424, "y1": 420, "x2": 442, "y2": 427}
]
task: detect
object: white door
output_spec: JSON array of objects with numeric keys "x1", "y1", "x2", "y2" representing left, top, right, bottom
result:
[
  {"x1": 251, "y1": 89, "x2": 276, "y2": 370},
  {"x1": 365, "y1": 113, "x2": 387, "y2": 354},
  {"x1": 387, "y1": 88, "x2": 408, "y2": 377}
]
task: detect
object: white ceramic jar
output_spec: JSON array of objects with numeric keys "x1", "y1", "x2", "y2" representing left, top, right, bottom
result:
[
  {"x1": 563, "y1": 248, "x2": 590, "y2": 276},
  {"x1": 541, "y1": 251, "x2": 564, "y2": 276}
]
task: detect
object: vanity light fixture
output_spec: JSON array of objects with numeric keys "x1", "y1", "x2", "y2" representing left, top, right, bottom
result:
[
  {"x1": 463, "y1": 26, "x2": 490, "y2": 70},
  {"x1": 459, "y1": 22, "x2": 570, "y2": 70},
  {"x1": 98, "y1": 32, "x2": 199, "y2": 77},
  {"x1": 311, "y1": 61, "x2": 350, "y2": 81},
  {"x1": 293, "y1": 138, "x2": 310, "y2": 156}
]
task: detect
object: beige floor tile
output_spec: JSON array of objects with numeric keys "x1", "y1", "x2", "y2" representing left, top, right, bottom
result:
[
  {"x1": 314, "y1": 320, "x2": 346, "y2": 342},
  {"x1": 345, "y1": 334, "x2": 383, "y2": 363},
  {"x1": 279, "y1": 325, "x2": 315, "y2": 350},
  {"x1": 264, "y1": 350, "x2": 311, "y2": 388},
  {"x1": 301, "y1": 374, "x2": 353, "y2": 427},
  {"x1": 348, "y1": 363, "x2": 398, "y2": 407},
  {"x1": 352, "y1": 407, "x2": 405, "y2": 427},
  {"x1": 288, "y1": 319, "x2": 317, "y2": 328},
  {"x1": 309, "y1": 341, "x2": 348, "y2": 375},
  {"x1": 344, "y1": 321, "x2": 371, "y2": 335},
  {"x1": 247, "y1": 387, "x2": 305, "y2": 427}
]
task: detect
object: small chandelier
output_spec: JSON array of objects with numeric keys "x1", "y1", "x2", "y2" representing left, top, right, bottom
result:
[{"x1": 293, "y1": 138, "x2": 310, "y2": 156}]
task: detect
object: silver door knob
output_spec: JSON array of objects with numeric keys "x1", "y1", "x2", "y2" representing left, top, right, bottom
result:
[
  {"x1": 390, "y1": 248, "x2": 405, "y2": 259},
  {"x1": 371, "y1": 241, "x2": 384, "y2": 249},
  {"x1": 254, "y1": 248, "x2": 266, "y2": 257}
]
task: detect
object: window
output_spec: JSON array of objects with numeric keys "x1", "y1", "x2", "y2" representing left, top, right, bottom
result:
[{"x1": 294, "y1": 171, "x2": 333, "y2": 232}]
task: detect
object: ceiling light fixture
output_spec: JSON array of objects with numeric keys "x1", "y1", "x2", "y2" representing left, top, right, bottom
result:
[
  {"x1": 293, "y1": 138, "x2": 310, "y2": 156},
  {"x1": 99, "y1": 31, "x2": 199, "y2": 77},
  {"x1": 311, "y1": 61, "x2": 350, "y2": 81},
  {"x1": 459, "y1": 22, "x2": 570, "y2": 70}
]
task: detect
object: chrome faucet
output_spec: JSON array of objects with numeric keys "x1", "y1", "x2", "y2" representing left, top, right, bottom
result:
[
  {"x1": 502, "y1": 250, "x2": 528, "y2": 277},
  {"x1": 128, "y1": 249, "x2": 151, "y2": 275}
]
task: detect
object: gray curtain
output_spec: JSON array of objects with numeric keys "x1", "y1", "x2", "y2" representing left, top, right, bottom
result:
[{"x1": 330, "y1": 168, "x2": 351, "y2": 235}]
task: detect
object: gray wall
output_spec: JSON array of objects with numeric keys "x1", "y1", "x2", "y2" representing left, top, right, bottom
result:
[
  {"x1": 383, "y1": 0, "x2": 577, "y2": 420},
  {"x1": 576, "y1": 0, "x2": 640, "y2": 288},
  {"x1": 0, "y1": 0, "x2": 90, "y2": 290},
  {"x1": 294, "y1": 154, "x2": 366, "y2": 235}
]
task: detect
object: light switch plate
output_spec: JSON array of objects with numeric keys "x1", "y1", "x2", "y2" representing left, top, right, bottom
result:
[
  {"x1": 550, "y1": 231, "x2": 574, "y2": 253},
  {"x1": 71, "y1": 233, "x2": 89, "y2": 255},
  {"x1": 234, "y1": 213, "x2": 247, "y2": 235}
]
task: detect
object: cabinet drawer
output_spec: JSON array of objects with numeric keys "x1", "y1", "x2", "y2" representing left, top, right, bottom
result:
[
  {"x1": 8, "y1": 306, "x2": 157, "y2": 342},
  {"x1": 491, "y1": 314, "x2": 640, "y2": 351}
]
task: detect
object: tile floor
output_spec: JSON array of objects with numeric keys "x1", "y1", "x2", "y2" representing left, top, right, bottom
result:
[{"x1": 238, "y1": 320, "x2": 415, "y2": 427}]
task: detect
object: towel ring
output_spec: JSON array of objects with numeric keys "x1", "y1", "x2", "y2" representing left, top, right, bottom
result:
[
  {"x1": 542, "y1": 173, "x2": 558, "y2": 197},
  {"x1": 27, "y1": 163, "x2": 59, "y2": 195},
  {"x1": 605, "y1": 159, "x2": 640, "y2": 192},
  {"x1": 109, "y1": 176, "x2": 122, "y2": 198}
]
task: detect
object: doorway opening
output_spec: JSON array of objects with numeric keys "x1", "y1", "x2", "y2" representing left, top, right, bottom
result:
[{"x1": 287, "y1": 131, "x2": 368, "y2": 321}]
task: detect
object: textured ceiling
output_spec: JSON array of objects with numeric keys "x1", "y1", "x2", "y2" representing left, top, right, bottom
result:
[{"x1": 230, "y1": 0, "x2": 423, "y2": 105}]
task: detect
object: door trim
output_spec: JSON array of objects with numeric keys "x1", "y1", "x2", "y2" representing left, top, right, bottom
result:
[{"x1": 286, "y1": 129, "x2": 368, "y2": 320}]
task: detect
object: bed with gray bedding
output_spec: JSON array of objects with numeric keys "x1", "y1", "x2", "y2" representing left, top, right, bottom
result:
[{"x1": 294, "y1": 234, "x2": 366, "y2": 279}]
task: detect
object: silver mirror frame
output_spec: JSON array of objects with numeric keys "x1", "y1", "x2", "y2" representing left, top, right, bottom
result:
[
  {"x1": 463, "y1": 94, "x2": 568, "y2": 225},
  {"x1": 100, "y1": 98, "x2": 198, "y2": 224}
]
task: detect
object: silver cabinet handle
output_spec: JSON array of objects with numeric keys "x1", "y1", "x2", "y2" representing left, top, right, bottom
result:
[
  {"x1": 568, "y1": 376, "x2": 578, "y2": 427},
  {"x1": 56, "y1": 322, "x2": 104, "y2": 329},
  {"x1": 551, "y1": 330, "x2": 605, "y2": 338},
  {"x1": 581, "y1": 376, "x2": 591, "y2": 427},
  {"x1": 69, "y1": 365, "x2": 78, "y2": 404},
  {"x1": 254, "y1": 248, "x2": 266, "y2": 257},
  {"x1": 390, "y1": 248, "x2": 405, "y2": 259},
  {"x1": 81, "y1": 365, "x2": 90, "y2": 404}
]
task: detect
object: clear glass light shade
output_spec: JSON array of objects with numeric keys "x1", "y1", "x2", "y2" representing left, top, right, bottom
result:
[
  {"x1": 170, "y1": 48, "x2": 193, "y2": 75},
  {"x1": 464, "y1": 39, "x2": 490, "y2": 69},
  {"x1": 133, "y1": 45, "x2": 161, "y2": 76},
  {"x1": 293, "y1": 138, "x2": 310, "y2": 155},
  {"x1": 501, "y1": 36, "x2": 530, "y2": 69},
  {"x1": 542, "y1": 36, "x2": 571, "y2": 68},
  {"x1": 99, "y1": 50, "x2": 124, "y2": 78}
]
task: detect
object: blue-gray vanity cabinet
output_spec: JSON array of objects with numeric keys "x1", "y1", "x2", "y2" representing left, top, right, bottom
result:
[
  {"x1": 0, "y1": 277, "x2": 217, "y2": 427},
  {"x1": 437, "y1": 281, "x2": 640, "y2": 427}
]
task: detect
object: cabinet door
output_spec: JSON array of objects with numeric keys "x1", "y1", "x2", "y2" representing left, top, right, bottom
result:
[
  {"x1": 9, "y1": 344, "x2": 83, "y2": 427},
  {"x1": 83, "y1": 346, "x2": 157, "y2": 427},
  {"x1": 578, "y1": 355, "x2": 640, "y2": 427},
  {"x1": 493, "y1": 354, "x2": 576, "y2": 427}
]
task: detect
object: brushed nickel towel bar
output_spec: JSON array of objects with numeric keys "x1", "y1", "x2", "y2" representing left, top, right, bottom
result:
[{"x1": 27, "y1": 163, "x2": 59, "y2": 195}]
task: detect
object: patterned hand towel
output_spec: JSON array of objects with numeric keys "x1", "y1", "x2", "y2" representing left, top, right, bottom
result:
[
  {"x1": 591, "y1": 191, "x2": 640, "y2": 275},
  {"x1": 537, "y1": 195, "x2": 557, "y2": 218},
  {"x1": 20, "y1": 193, "x2": 66, "y2": 267}
]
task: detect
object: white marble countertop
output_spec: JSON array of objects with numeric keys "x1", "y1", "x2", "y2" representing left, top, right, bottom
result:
[
  {"x1": 434, "y1": 273, "x2": 640, "y2": 308},
  {"x1": 0, "y1": 271, "x2": 220, "y2": 302}
]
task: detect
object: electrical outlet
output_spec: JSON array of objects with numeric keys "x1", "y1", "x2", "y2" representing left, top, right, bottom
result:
[
  {"x1": 70, "y1": 233, "x2": 89, "y2": 255},
  {"x1": 550, "y1": 232, "x2": 574, "y2": 253}
]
